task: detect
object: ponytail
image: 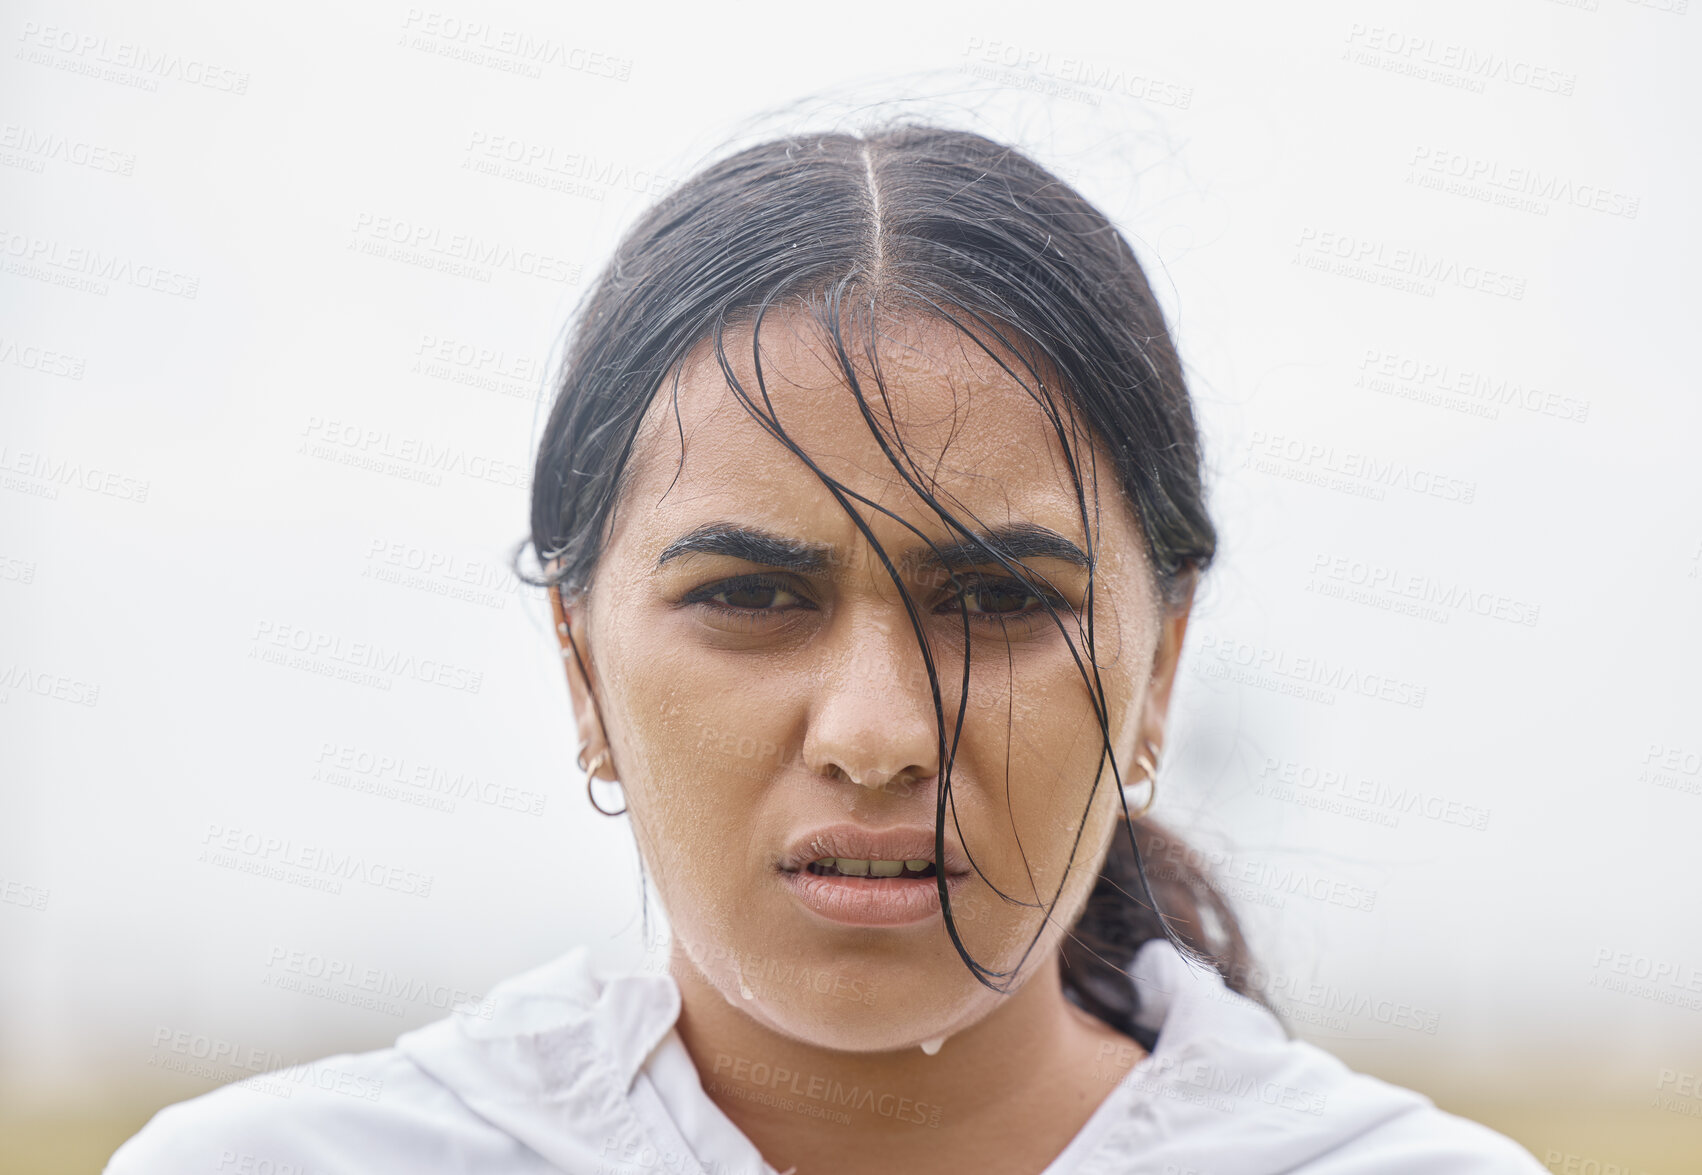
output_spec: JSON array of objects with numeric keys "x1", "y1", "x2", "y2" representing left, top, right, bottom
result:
[{"x1": 1060, "y1": 816, "x2": 1265, "y2": 1048}]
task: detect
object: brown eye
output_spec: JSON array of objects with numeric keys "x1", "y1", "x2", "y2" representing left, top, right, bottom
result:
[
  {"x1": 939, "y1": 575, "x2": 1068, "y2": 627},
  {"x1": 715, "y1": 581, "x2": 801, "y2": 610},
  {"x1": 960, "y1": 579, "x2": 1037, "y2": 615},
  {"x1": 682, "y1": 574, "x2": 815, "y2": 626}
]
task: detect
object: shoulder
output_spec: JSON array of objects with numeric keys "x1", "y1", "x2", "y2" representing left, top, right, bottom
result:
[
  {"x1": 103, "y1": 946, "x2": 650, "y2": 1175},
  {"x1": 1113, "y1": 942, "x2": 1547, "y2": 1173},
  {"x1": 1202, "y1": 1031, "x2": 1548, "y2": 1173},
  {"x1": 1301, "y1": 1082, "x2": 1549, "y2": 1173},
  {"x1": 102, "y1": 1044, "x2": 545, "y2": 1175},
  {"x1": 1097, "y1": 1035, "x2": 1548, "y2": 1173}
]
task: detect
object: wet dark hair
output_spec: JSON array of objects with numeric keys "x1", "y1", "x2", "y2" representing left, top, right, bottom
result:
[{"x1": 515, "y1": 122, "x2": 1261, "y2": 1048}]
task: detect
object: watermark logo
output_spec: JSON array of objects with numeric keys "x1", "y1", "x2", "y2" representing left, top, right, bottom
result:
[
  {"x1": 15, "y1": 21, "x2": 250, "y2": 95},
  {"x1": 461, "y1": 131, "x2": 673, "y2": 202},
  {"x1": 313, "y1": 741, "x2": 546, "y2": 816},
  {"x1": 959, "y1": 36, "x2": 1193, "y2": 108},
  {"x1": 1255, "y1": 755, "x2": 1492, "y2": 832},
  {"x1": 1356, "y1": 347, "x2": 1590, "y2": 425},
  {"x1": 0, "y1": 334, "x2": 87, "y2": 382},
  {"x1": 1585, "y1": 947, "x2": 1702, "y2": 1012},
  {"x1": 1406, "y1": 146, "x2": 1639, "y2": 220},
  {"x1": 348, "y1": 211, "x2": 580, "y2": 286},
  {"x1": 1638, "y1": 741, "x2": 1701, "y2": 798},
  {"x1": 1142, "y1": 832, "x2": 1381, "y2": 914},
  {"x1": 643, "y1": 937, "x2": 881, "y2": 1008},
  {"x1": 0, "y1": 553, "x2": 37, "y2": 587},
  {"x1": 1341, "y1": 24, "x2": 1577, "y2": 97},
  {"x1": 1239, "y1": 429, "x2": 1477, "y2": 507},
  {"x1": 398, "y1": 10, "x2": 632, "y2": 82},
  {"x1": 1099, "y1": 1049, "x2": 1329, "y2": 1117},
  {"x1": 0, "y1": 445, "x2": 148, "y2": 504},
  {"x1": 198, "y1": 822, "x2": 436, "y2": 899},
  {"x1": 0, "y1": 230, "x2": 199, "y2": 298},
  {"x1": 362, "y1": 536, "x2": 523, "y2": 612},
  {"x1": 0, "y1": 662, "x2": 99, "y2": 707},
  {"x1": 0, "y1": 122, "x2": 135, "y2": 177},
  {"x1": 1541, "y1": 1150, "x2": 1655, "y2": 1174},
  {"x1": 1292, "y1": 226, "x2": 1527, "y2": 301},
  {"x1": 1305, "y1": 551, "x2": 1541, "y2": 628},
  {"x1": 1, "y1": 877, "x2": 50, "y2": 912},
  {"x1": 147, "y1": 1025, "x2": 382, "y2": 1101},
  {"x1": 262, "y1": 944, "x2": 496, "y2": 1020},
  {"x1": 709, "y1": 1051, "x2": 942, "y2": 1128},
  {"x1": 298, "y1": 415, "x2": 530, "y2": 493},
  {"x1": 249, "y1": 618, "x2": 485, "y2": 695},
  {"x1": 1193, "y1": 628, "x2": 1428, "y2": 710},
  {"x1": 409, "y1": 332, "x2": 545, "y2": 403}
]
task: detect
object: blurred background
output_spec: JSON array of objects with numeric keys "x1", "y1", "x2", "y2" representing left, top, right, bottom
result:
[{"x1": 2, "y1": 0, "x2": 1698, "y2": 1171}]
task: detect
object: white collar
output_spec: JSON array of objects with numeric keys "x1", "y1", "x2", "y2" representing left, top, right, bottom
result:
[{"x1": 397, "y1": 938, "x2": 1432, "y2": 1175}]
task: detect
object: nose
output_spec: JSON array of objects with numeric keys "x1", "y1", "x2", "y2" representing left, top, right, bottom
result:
[{"x1": 800, "y1": 605, "x2": 942, "y2": 793}]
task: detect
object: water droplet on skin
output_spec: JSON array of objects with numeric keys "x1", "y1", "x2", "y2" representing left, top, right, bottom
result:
[{"x1": 919, "y1": 1035, "x2": 946, "y2": 1056}]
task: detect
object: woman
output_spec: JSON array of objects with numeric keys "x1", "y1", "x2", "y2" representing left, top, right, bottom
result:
[{"x1": 108, "y1": 124, "x2": 1546, "y2": 1173}]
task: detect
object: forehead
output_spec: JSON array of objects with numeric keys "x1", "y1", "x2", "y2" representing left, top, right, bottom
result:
[{"x1": 614, "y1": 310, "x2": 1134, "y2": 558}]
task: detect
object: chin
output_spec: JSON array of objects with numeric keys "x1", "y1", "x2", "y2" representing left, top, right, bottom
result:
[
  {"x1": 703, "y1": 939, "x2": 1009, "y2": 1053},
  {"x1": 736, "y1": 984, "x2": 996, "y2": 1054}
]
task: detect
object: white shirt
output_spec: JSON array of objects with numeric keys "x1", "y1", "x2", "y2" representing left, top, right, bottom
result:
[{"x1": 106, "y1": 938, "x2": 1548, "y2": 1173}]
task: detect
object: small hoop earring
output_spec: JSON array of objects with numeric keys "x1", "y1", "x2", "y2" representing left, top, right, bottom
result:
[
  {"x1": 583, "y1": 749, "x2": 625, "y2": 817},
  {"x1": 1123, "y1": 738, "x2": 1160, "y2": 820}
]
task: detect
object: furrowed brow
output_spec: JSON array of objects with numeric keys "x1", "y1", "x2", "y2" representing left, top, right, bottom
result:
[
  {"x1": 656, "y1": 523, "x2": 835, "y2": 573},
  {"x1": 903, "y1": 522, "x2": 1090, "y2": 575},
  {"x1": 656, "y1": 520, "x2": 1088, "y2": 577}
]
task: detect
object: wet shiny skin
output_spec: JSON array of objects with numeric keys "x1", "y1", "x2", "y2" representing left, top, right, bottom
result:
[{"x1": 553, "y1": 312, "x2": 1194, "y2": 1174}]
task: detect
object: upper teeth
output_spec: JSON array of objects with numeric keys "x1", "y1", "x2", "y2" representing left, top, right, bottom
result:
[{"x1": 813, "y1": 858, "x2": 930, "y2": 877}]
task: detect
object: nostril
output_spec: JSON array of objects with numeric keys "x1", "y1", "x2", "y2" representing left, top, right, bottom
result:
[{"x1": 839, "y1": 766, "x2": 884, "y2": 788}]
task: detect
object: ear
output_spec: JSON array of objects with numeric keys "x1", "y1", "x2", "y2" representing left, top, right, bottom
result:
[
  {"x1": 1140, "y1": 566, "x2": 1198, "y2": 745},
  {"x1": 549, "y1": 583, "x2": 608, "y2": 773}
]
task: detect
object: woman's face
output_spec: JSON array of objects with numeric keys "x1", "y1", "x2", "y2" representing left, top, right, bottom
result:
[{"x1": 558, "y1": 311, "x2": 1189, "y2": 1051}]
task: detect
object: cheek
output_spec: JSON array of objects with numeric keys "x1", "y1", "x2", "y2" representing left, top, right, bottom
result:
[
  {"x1": 600, "y1": 600, "x2": 779, "y2": 787},
  {"x1": 949, "y1": 647, "x2": 1137, "y2": 892},
  {"x1": 595, "y1": 623, "x2": 789, "y2": 918}
]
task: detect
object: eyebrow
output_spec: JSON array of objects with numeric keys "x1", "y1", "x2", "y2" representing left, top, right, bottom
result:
[{"x1": 655, "y1": 521, "x2": 1090, "y2": 576}]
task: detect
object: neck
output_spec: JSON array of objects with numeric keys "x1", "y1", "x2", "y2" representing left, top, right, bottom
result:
[{"x1": 668, "y1": 948, "x2": 1144, "y2": 1174}]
